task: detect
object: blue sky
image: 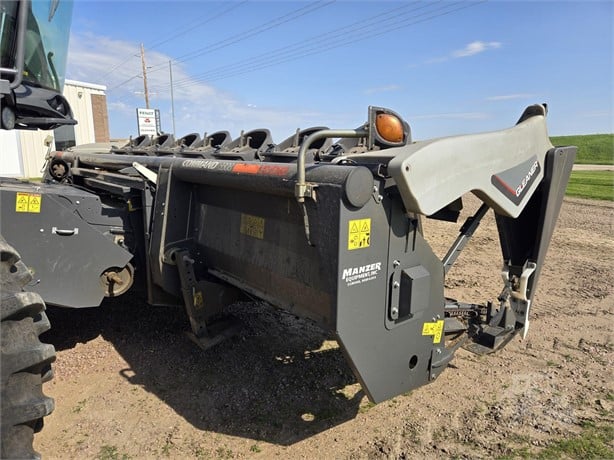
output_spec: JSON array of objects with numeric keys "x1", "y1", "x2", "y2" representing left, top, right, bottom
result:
[{"x1": 65, "y1": 0, "x2": 613, "y2": 141}]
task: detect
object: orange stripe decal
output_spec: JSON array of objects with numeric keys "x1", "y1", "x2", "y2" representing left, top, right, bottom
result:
[{"x1": 232, "y1": 163, "x2": 261, "y2": 174}]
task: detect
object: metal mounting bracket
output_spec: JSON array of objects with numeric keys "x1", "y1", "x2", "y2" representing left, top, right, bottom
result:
[
  {"x1": 132, "y1": 161, "x2": 158, "y2": 185},
  {"x1": 172, "y1": 248, "x2": 241, "y2": 349},
  {"x1": 505, "y1": 260, "x2": 537, "y2": 339},
  {"x1": 294, "y1": 128, "x2": 368, "y2": 244}
]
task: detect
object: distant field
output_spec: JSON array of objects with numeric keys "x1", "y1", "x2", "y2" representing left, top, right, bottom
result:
[
  {"x1": 550, "y1": 134, "x2": 613, "y2": 165},
  {"x1": 566, "y1": 171, "x2": 613, "y2": 201}
]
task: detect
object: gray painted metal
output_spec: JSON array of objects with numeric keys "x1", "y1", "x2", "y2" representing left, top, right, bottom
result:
[
  {"x1": 142, "y1": 162, "x2": 444, "y2": 402},
  {"x1": 335, "y1": 194, "x2": 445, "y2": 402},
  {"x1": 494, "y1": 146, "x2": 576, "y2": 337},
  {"x1": 443, "y1": 204, "x2": 490, "y2": 274},
  {"x1": 295, "y1": 128, "x2": 368, "y2": 201},
  {"x1": 0, "y1": 104, "x2": 576, "y2": 404},
  {"x1": 0, "y1": 179, "x2": 133, "y2": 307},
  {"x1": 348, "y1": 111, "x2": 554, "y2": 218}
]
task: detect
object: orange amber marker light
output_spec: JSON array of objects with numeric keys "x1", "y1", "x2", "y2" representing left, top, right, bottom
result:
[{"x1": 375, "y1": 113, "x2": 404, "y2": 143}]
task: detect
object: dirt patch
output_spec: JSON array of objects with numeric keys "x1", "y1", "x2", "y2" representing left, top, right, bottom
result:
[{"x1": 36, "y1": 196, "x2": 614, "y2": 459}]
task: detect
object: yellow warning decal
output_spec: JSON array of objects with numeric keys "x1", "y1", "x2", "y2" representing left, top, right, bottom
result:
[
  {"x1": 240, "y1": 213, "x2": 265, "y2": 239},
  {"x1": 422, "y1": 320, "x2": 444, "y2": 344},
  {"x1": 193, "y1": 291, "x2": 204, "y2": 309},
  {"x1": 348, "y1": 218, "x2": 371, "y2": 250},
  {"x1": 15, "y1": 192, "x2": 42, "y2": 213}
]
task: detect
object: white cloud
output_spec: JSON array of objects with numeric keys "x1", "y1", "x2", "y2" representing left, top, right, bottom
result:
[
  {"x1": 417, "y1": 40, "x2": 502, "y2": 68},
  {"x1": 411, "y1": 112, "x2": 489, "y2": 120},
  {"x1": 66, "y1": 31, "x2": 342, "y2": 138},
  {"x1": 424, "y1": 56, "x2": 449, "y2": 65},
  {"x1": 452, "y1": 41, "x2": 501, "y2": 58},
  {"x1": 67, "y1": 31, "x2": 217, "y2": 103},
  {"x1": 107, "y1": 101, "x2": 133, "y2": 114},
  {"x1": 364, "y1": 84, "x2": 401, "y2": 95},
  {"x1": 487, "y1": 93, "x2": 536, "y2": 101}
]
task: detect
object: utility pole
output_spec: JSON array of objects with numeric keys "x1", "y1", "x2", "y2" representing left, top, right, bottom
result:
[
  {"x1": 140, "y1": 43, "x2": 150, "y2": 109},
  {"x1": 169, "y1": 60, "x2": 176, "y2": 136}
]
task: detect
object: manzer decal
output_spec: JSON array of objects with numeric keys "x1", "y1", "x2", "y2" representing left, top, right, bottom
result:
[
  {"x1": 491, "y1": 156, "x2": 541, "y2": 205},
  {"x1": 341, "y1": 261, "x2": 382, "y2": 287}
]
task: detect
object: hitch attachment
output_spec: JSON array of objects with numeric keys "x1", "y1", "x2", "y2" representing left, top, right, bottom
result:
[
  {"x1": 462, "y1": 260, "x2": 537, "y2": 355},
  {"x1": 429, "y1": 336, "x2": 467, "y2": 381},
  {"x1": 504, "y1": 260, "x2": 537, "y2": 339}
]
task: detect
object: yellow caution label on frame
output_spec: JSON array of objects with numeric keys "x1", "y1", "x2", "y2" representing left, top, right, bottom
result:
[
  {"x1": 422, "y1": 320, "x2": 444, "y2": 344},
  {"x1": 193, "y1": 291, "x2": 204, "y2": 309},
  {"x1": 15, "y1": 192, "x2": 42, "y2": 213},
  {"x1": 348, "y1": 218, "x2": 371, "y2": 250},
  {"x1": 240, "y1": 213, "x2": 265, "y2": 239}
]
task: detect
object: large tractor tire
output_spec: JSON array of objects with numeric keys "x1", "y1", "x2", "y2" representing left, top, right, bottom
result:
[{"x1": 1, "y1": 236, "x2": 56, "y2": 459}]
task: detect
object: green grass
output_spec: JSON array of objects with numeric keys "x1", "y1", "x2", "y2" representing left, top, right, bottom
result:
[
  {"x1": 72, "y1": 398, "x2": 88, "y2": 413},
  {"x1": 497, "y1": 423, "x2": 614, "y2": 460},
  {"x1": 551, "y1": 134, "x2": 613, "y2": 165},
  {"x1": 566, "y1": 171, "x2": 613, "y2": 201},
  {"x1": 535, "y1": 423, "x2": 614, "y2": 459},
  {"x1": 96, "y1": 445, "x2": 131, "y2": 460}
]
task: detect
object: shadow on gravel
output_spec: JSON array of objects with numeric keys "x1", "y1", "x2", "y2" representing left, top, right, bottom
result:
[{"x1": 43, "y1": 294, "x2": 363, "y2": 445}]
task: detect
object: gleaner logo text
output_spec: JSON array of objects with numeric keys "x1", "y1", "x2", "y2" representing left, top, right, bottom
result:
[
  {"x1": 515, "y1": 160, "x2": 539, "y2": 197},
  {"x1": 491, "y1": 156, "x2": 542, "y2": 205}
]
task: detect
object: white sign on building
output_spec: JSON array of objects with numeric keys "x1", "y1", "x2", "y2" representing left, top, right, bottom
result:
[{"x1": 136, "y1": 108, "x2": 161, "y2": 136}]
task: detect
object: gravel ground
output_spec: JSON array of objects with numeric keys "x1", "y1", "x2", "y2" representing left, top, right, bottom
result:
[{"x1": 36, "y1": 195, "x2": 613, "y2": 459}]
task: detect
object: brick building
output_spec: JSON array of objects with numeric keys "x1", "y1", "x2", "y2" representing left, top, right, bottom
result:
[{"x1": 0, "y1": 80, "x2": 110, "y2": 178}]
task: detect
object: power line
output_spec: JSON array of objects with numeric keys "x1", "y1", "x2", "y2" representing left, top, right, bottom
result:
[
  {"x1": 146, "y1": 1, "x2": 248, "y2": 51},
  {"x1": 146, "y1": 0, "x2": 335, "y2": 74},
  {"x1": 99, "y1": 2, "x2": 248, "y2": 81},
  {"x1": 165, "y1": 1, "x2": 485, "y2": 90},
  {"x1": 99, "y1": 55, "x2": 139, "y2": 80},
  {"x1": 168, "y1": 1, "x2": 433, "y2": 87},
  {"x1": 106, "y1": 1, "x2": 334, "y2": 93},
  {"x1": 107, "y1": 1, "x2": 485, "y2": 97},
  {"x1": 107, "y1": 74, "x2": 141, "y2": 91},
  {"x1": 172, "y1": 1, "x2": 334, "y2": 64}
]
